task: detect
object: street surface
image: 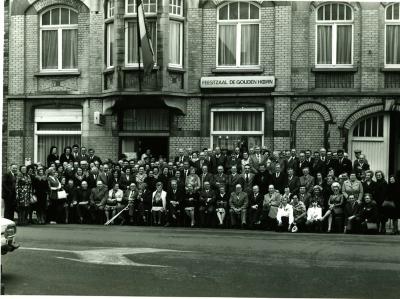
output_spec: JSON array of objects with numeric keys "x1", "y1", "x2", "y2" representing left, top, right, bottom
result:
[{"x1": 1, "y1": 225, "x2": 400, "y2": 298}]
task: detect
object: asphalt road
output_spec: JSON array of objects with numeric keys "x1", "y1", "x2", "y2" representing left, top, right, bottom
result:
[{"x1": 1, "y1": 224, "x2": 400, "y2": 298}]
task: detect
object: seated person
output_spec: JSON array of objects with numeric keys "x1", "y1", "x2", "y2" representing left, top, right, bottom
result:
[
  {"x1": 76, "y1": 181, "x2": 91, "y2": 224},
  {"x1": 215, "y1": 185, "x2": 229, "y2": 226},
  {"x1": 320, "y1": 182, "x2": 344, "y2": 232},
  {"x1": 306, "y1": 198, "x2": 323, "y2": 232},
  {"x1": 248, "y1": 185, "x2": 263, "y2": 228},
  {"x1": 184, "y1": 184, "x2": 199, "y2": 227},
  {"x1": 229, "y1": 184, "x2": 248, "y2": 228},
  {"x1": 124, "y1": 182, "x2": 138, "y2": 224},
  {"x1": 345, "y1": 194, "x2": 364, "y2": 234},
  {"x1": 165, "y1": 180, "x2": 184, "y2": 227},
  {"x1": 89, "y1": 180, "x2": 108, "y2": 224},
  {"x1": 276, "y1": 197, "x2": 293, "y2": 232},
  {"x1": 360, "y1": 193, "x2": 379, "y2": 234},
  {"x1": 113, "y1": 183, "x2": 127, "y2": 224},
  {"x1": 262, "y1": 185, "x2": 281, "y2": 230},
  {"x1": 151, "y1": 182, "x2": 167, "y2": 225},
  {"x1": 291, "y1": 194, "x2": 307, "y2": 232},
  {"x1": 105, "y1": 183, "x2": 123, "y2": 225},
  {"x1": 199, "y1": 181, "x2": 216, "y2": 227}
]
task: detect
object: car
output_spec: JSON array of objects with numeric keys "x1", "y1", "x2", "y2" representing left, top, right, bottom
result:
[{"x1": 1, "y1": 217, "x2": 19, "y2": 255}]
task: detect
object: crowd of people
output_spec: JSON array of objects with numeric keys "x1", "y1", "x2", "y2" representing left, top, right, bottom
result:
[{"x1": 2, "y1": 144, "x2": 400, "y2": 235}]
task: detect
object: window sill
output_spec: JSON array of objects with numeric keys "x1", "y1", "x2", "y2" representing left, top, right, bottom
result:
[
  {"x1": 103, "y1": 67, "x2": 115, "y2": 74},
  {"x1": 122, "y1": 65, "x2": 160, "y2": 71},
  {"x1": 34, "y1": 71, "x2": 81, "y2": 77},
  {"x1": 311, "y1": 67, "x2": 358, "y2": 73},
  {"x1": 167, "y1": 66, "x2": 186, "y2": 73},
  {"x1": 380, "y1": 67, "x2": 400, "y2": 73},
  {"x1": 212, "y1": 67, "x2": 264, "y2": 74}
]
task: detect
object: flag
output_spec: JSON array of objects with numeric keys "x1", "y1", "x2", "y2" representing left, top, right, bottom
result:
[{"x1": 137, "y1": 0, "x2": 155, "y2": 75}]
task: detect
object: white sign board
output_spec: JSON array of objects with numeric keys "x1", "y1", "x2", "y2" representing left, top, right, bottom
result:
[{"x1": 200, "y1": 76, "x2": 275, "y2": 89}]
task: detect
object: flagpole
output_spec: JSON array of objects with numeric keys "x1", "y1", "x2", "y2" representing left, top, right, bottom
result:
[{"x1": 136, "y1": 3, "x2": 142, "y2": 92}]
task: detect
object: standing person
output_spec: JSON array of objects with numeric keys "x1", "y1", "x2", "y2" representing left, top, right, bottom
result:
[
  {"x1": 47, "y1": 167, "x2": 62, "y2": 224},
  {"x1": 383, "y1": 175, "x2": 399, "y2": 235},
  {"x1": 2, "y1": 164, "x2": 18, "y2": 220},
  {"x1": 227, "y1": 166, "x2": 244, "y2": 195},
  {"x1": 374, "y1": 171, "x2": 388, "y2": 234},
  {"x1": 16, "y1": 166, "x2": 32, "y2": 225},
  {"x1": 33, "y1": 167, "x2": 49, "y2": 224},
  {"x1": 47, "y1": 146, "x2": 59, "y2": 167},
  {"x1": 60, "y1": 146, "x2": 74, "y2": 164}
]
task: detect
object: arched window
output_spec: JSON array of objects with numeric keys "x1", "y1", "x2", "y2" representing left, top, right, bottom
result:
[
  {"x1": 217, "y1": 2, "x2": 260, "y2": 68},
  {"x1": 316, "y1": 3, "x2": 353, "y2": 66},
  {"x1": 105, "y1": 0, "x2": 115, "y2": 68},
  {"x1": 40, "y1": 7, "x2": 78, "y2": 71},
  {"x1": 385, "y1": 3, "x2": 400, "y2": 66}
]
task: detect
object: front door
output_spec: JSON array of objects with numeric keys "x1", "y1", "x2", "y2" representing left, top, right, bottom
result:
[
  {"x1": 120, "y1": 137, "x2": 169, "y2": 161},
  {"x1": 349, "y1": 114, "x2": 390, "y2": 177}
]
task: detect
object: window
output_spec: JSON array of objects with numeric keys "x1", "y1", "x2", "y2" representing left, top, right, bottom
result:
[
  {"x1": 125, "y1": 21, "x2": 157, "y2": 65},
  {"x1": 169, "y1": 0, "x2": 183, "y2": 68},
  {"x1": 126, "y1": 0, "x2": 157, "y2": 14},
  {"x1": 40, "y1": 7, "x2": 78, "y2": 71},
  {"x1": 107, "y1": 0, "x2": 115, "y2": 18},
  {"x1": 353, "y1": 115, "x2": 384, "y2": 138},
  {"x1": 385, "y1": 3, "x2": 400, "y2": 66},
  {"x1": 316, "y1": 3, "x2": 353, "y2": 66},
  {"x1": 217, "y1": 2, "x2": 260, "y2": 68},
  {"x1": 121, "y1": 109, "x2": 170, "y2": 131},
  {"x1": 106, "y1": 23, "x2": 114, "y2": 67},
  {"x1": 210, "y1": 108, "x2": 264, "y2": 150},
  {"x1": 34, "y1": 109, "x2": 82, "y2": 165}
]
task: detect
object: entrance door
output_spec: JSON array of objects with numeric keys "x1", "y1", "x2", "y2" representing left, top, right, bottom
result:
[
  {"x1": 121, "y1": 137, "x2": 169, "y2": 160},
  {"x1": 389, "y1": 112, "x2": 400, "y2": 177},
  {"x1": 349, "y1": 114, "x2": 390, "y2": 177}
]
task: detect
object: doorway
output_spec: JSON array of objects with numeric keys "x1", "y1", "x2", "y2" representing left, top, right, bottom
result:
[
  {"x1": 389, "y1": 112, "x2": 400, "y2": 177},
  {"x1": 120, "y1": 137, "x2": 169, "y2": 160}
]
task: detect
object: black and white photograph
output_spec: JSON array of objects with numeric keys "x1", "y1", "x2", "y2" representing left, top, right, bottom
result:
[{"x1": 1, "y1": 0, "x2": 400, "y2": 298}]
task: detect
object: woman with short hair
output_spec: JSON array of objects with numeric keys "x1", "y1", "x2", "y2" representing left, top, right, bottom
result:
[
  {"x1": 151, "y1": 182, "x2": 167, "y2": 225},
  {"x1": 184, "y1": 184, "x2": 199, "y2": 227},
  {"x1": 16, "y1": 165, "x2": 33, "y2": 225},
  {"x1": 320, "y1": 182, "x2": 344, "y2": 233},
  {"x1": 374, "y1": 171, "x2": 388, "y2": 233}
]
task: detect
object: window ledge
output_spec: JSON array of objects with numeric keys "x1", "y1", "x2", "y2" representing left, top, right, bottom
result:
[
  {"x1": 35, "y1": 71, "x2": 81, "y2": 77},
  {"x1": 167, "y1": 66, "x2": 186, "y2": 73},
  {"x1": 311, "y1": 67, "x2": 358, "y2": 73},
  {"x1": 380, "y1": 67, "x2": 400, "y2": 73},
  {"x1": 122, "y1": 66, "x2": 160, "y2": 71},
  {"x1": 103, "y1": 68, "x2": 115, "y2": 74},
  {"x1": 212, "y1": 67, "x2": 264, "y2": 74}
]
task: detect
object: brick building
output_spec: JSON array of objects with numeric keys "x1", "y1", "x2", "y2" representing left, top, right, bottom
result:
[{"x1": 3, "y1": 0, "x2": 400, "y2": 176}]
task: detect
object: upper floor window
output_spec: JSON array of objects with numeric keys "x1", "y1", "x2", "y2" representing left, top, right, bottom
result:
[
  {"x1": 217, "y1": 2, "x2": 260, "y2": 68},
  {"x1": 169, "y1": 0, "x2": 183, "y2": 68},
  {"x1": 40, "y1": 7, "x2": 78, "y2": 71},
  {"x1": 126, "y1": 0, "x2": 157, "y2": 14},
  {"x1": 125, "y1": 21, "x2": 157, "y2": 66},
  {"x1": 107, "y1": 0, "x2": 115, "y2": 18},
  {"x1": 385, "y1": 3, "x2": 400, "y2": 66},
  {"x1": 316, "y1": 3, "x2": 353, "y2": 67}
]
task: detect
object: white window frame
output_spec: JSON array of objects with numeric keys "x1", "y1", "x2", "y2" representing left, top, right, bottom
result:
[
  {"x1": 169, "y1": 0, "x2": 183, "y2": 17},
  {"x1": 125, "y1": 0, "x2": 158, "y2": 15},
  {"x1": 106, "y1": 0, "x2": 115, "y2": 19},
  {"x1": 106, "y1": 22, "x2": 114, "y2": 68},
  {"x1": 210, "y1": 107, "x2": 264, "y2": 149},
  {"x1": 124, "y1": 20, "x2": 157, "y2": 67},
  {"x1": 39, "y1": 6, "x2": 78, "y2": 72},
  {"x1": 315, "y1": 3, "x2": 354, "y2": 68},
  {"x1": 34, "y1": 109, "x2": 82, "y2": 163},
  {"x1": 168, "y1": 19, "x2": 183, "y2": 68},
  {"x1": 216, "y1": 2, "x2": 261, "y2": 69},
  {"x1": 384, "y1": 3, "x2": 400, "y2": 68}
]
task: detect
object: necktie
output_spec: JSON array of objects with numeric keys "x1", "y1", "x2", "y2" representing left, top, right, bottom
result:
[{"x1": 246, "y1": 174, "x2": 249, "y2": 184}]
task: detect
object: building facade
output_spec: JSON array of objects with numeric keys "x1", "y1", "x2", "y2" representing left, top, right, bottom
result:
[{"x1": 4, "y1": 0, "x2": 400, "y2": 176}]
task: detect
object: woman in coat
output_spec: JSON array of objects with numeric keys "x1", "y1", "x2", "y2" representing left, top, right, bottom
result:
[
  {"x1": 32, "y1": 167, "x2": 49, "y2": 224},
  {"x1": 374, "y1": 171, "x2": 388, "y2": 233},
  {"x1": 384, "y1": 175, "x2": 399, "y2": 234},
  {"x1": 16, "y1": 165, "x2": 32, "y2": 225},
  {"x1": 47, "y1": 146, "x2": 59, "y2": 167},
  {"x1": 47, "y1": 167, "x2": 62, "y2": 223},
  {"x1": 321, "y1": 182, "x2": 344, "y2": 232}
]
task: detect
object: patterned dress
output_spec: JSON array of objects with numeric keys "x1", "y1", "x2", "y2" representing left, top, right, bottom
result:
[{"x1": 16, "y1": 174, "x2": 32, "y2": 208}]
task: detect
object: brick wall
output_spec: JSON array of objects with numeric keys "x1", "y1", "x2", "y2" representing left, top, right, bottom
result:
[
  {"x1": 295, "y1": 110, "x2": 325, "y2": 151},
  {"x1": 7, "y1": 100, "x2": 25, "y2": 165},
  {"x1": 3, "y1": 0, "x2": 9, "y2": 171}
]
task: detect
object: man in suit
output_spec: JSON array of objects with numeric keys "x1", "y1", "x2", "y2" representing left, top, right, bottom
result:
[
  {"x1": 325, "y1": 151, "x2": 336, "y2": 176},
  {"x1": 174, "y1": 148, "x2": 189, "y2": 164},
  {"x1": 298, "y1": 186, "x2": 312, "y2": 208},
  {"x1": 336, "y1": 149, "x2": 353, "y2": 176},
  {"x1": 194, "y1": 152, "x2": 209, "y2": 175},
  {"x1": 87, "y1": 167, "x2": 100, "y2": 189},
  {"x1": 87, "y1": 148, "x2": 102, "y2": 165},
  {"x1": 199, "y1": 165, "x2": 214, "y2": 190},
  {"x1": 199, "y1": 181, "x2": 216, "y2": 227},
  {"x1": 210, "y1": 147, "x2": 227, "y2": 174},
  {"x1": 272, "y1": 164, "x2": 287, "y2": 194},
  {"x1": 226, "y1": 152, "x2": 242, "y2": 174},
  {"x1": 299, "y1": 167, "x2": 315, "y2": 194},
  {"x1": 287, "y1": 167, "x2": 300, "y2": 195},
  {"x1": 89, "y1": 180, "x2": 108, "y2": 224},
  {"x1": 228, "y1": 165, "x2": 244, "y2": 194},
  {"x1": 229, "y1": 184, "x2": 249, "y2": 228},
  {"x1": 253, "y1": 164, "x2": 273, "y2": 196},
  {"x1": 71, "y1": 144, "x2": 81, "y2": 163},
  {"x1": 249, "y1": 146, "x2": 266, "y2": 174},
  {"x1": 248, "y1": 185, "x2": 263, "y2": 228},
  {"x1": 79, "y1": 146, "x2": 89, "y2": 162},
  {"x1": 165, "y1": 180, "x2": 184, "y2": 227},
  {"x1": 76, "y1": 181, "x2": 92, "y2": 224},
  {"x1": 181, "y1": 161, "x2": 191, "y2": 182},
  {"x1": 213, "y1": 165, "x2": 228, "y2": 192},
  {"x1": 98, "y1": 164, "x2": 113, "y2": 189},
  {"x1": 312, "y1": 151, "x2": 326, "y2": 177},
  {"x1": 297, "y1": 152, "x2": 310, "y2": 177},
  {"x1": 2, "y1": 164, "x2": 18, "y2": 220},
  {"x1": 119, "y1": 167, "x2": 136, "y2": 191},
  {"x1": 353, "y1": 154, "x2": 370, "y2": 180},
  {"x1": 241, "y1": 165, "x2": 255, "y2": 194}
]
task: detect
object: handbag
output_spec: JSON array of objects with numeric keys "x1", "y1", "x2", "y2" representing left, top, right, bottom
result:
[
  {"x1": 333, "y1": 206, "x2": 344, "y2": 215},
  {"x1": 57, "y1": 190, "x2": 67, "y2": 199},
  {"x1": 366, "y1": 222, "x2": 378, "y2": 230},
  {"x1": 382, "y1": 200, "x2": 395, "y2": 209},
  {"x1": 30, "y1": 195, "x2": 37, "y2": 204}
]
